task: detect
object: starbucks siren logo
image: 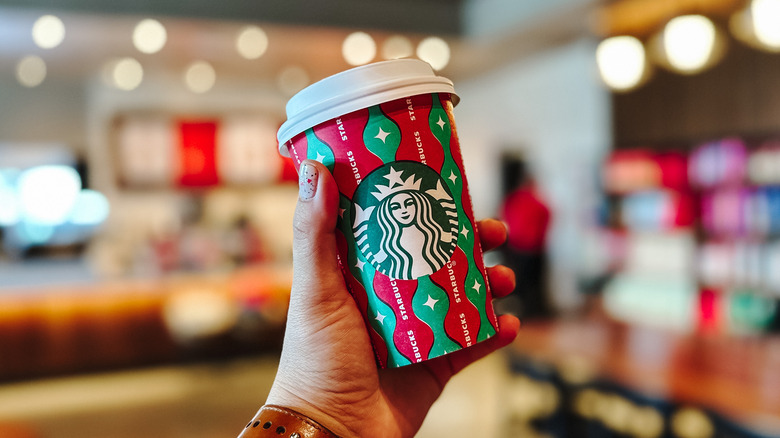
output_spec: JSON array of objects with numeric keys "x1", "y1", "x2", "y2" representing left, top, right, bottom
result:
[{"x1": 352, "y1": 161, "x2": 458, "y2": 280}]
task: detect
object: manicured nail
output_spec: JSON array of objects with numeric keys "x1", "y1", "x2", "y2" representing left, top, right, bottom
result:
[{"x1": 299, "y1": 162, "x2": 318, "y2": 200}]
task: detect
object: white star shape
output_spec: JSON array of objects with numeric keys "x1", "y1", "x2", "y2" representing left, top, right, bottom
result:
[
  {"x1": 375, "y1": 127, "x2": 391, "y2": 143},
  {"x1": 461, "y1": 226, "x2": 470, "y2": 238},
  {"x1": 375, "y1": 311, "x2": 387, "y2": 325},
  {"x1": 383, "y1": 166, "x2": 405, "y2": 187},
  {"x1": 472, "y1": 279, "x2": 482, "y2": 293},
  {"x1": 315, "y1": 151, "x2": 326, "y2": 162},
  {"x1": 423, "y1": 295, "x2": 438, "y2": 310},
  {"x1": 355, "y1": 258, "x2": 366, "y2": 271},
  {"x1": 448, "y1": 171, "x2": 458, "y2": 184},
  {"x1": 436, "y1": 116, "x2": 447, "y2": 130}
]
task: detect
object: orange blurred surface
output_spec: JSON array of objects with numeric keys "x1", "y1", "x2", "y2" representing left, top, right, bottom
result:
[
  {"x1": 511, "y1": 312, "x2": 780, "y2": 427},
  {"x1": 0, "y1": 265, "x2": 291, "y2": 382}
]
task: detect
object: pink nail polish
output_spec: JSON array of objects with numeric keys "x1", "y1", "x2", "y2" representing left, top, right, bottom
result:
[{"x1": 299, "y1": 162, "x2": 318, "y2": 200}]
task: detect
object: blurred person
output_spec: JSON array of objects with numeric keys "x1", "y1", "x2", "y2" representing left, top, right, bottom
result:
[
  {"x1": 238, "y1": 160, "x2": 520, "y2": 438},
  {"x1": 499, "y1": 155, "x2": 552, "y2": 319}
]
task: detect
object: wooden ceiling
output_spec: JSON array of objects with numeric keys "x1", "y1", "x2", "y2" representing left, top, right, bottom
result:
[{"x1": 595, "y1": 0, "x2": 750, "y2": 38}]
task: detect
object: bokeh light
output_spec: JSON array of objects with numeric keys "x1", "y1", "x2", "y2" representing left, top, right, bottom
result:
[
  {"x1": 416, "y1": 36, "x2": 451, "y2": 70},
  {"x1": 133, "y1": 19, "x2": 167, "y2": 54},
  {"x1": 18, "y1": 165, "x2": 82, "y2": 226},
  {"x1": 382, "y1": 35, "x2": 413, "y2": 60},
  {"x1": 236, "y1": 26, "x2": 269, "y2": 60},
  {"x1": 596, "y1": 36, "x2": 646, "y2": 91},
  {"x1": 752, "y1": 0, "x2": 780, "y2": 50},
  {"x1": 19, "y1": 221, "x2": 55, "y2": 245},
  {"x1": 111, "y1": 57, "x2": 144, "y2": 91},
  {"x1": 663, "y1": 15, "x2": 717, "y2": 73},
  {"x1": 32, "y1": 15, "x2": 65, "y2": 49},
  {"x1": 69, "y1": 189, "x2": 110, "y2": 226},
  {"x1": 184, "y1": 61, "x2": 216, "y2": 93},
  {"x1": 342, "y1": 32, "x2": 376, "y2": 66},
  {"x1": 0, "y1": 185, "x2": 20, "y2": 226},
  {"x1": 16, "y1": 56, "x2": 47, "y2": 88}
]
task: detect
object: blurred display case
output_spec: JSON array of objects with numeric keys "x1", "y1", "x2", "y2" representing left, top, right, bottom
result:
[{"x1": 596, "y1": 137, "x2": 780, "y2": 335}]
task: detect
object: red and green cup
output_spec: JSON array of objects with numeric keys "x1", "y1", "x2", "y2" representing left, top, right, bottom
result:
[{"x1": 277, "y1": 59, "x2": 498, "y2": 368}]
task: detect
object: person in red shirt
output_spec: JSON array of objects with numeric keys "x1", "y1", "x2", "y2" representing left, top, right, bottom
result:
[{"x1": 500, "y1": 156, "x2": 552, "y2": 319}]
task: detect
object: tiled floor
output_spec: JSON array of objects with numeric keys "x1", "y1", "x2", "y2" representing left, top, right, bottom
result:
[{"x1": 0, "y1": 353, "x2": 516, "y2": 438}]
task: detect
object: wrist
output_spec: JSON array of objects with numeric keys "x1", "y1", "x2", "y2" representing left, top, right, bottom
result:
[{"x1": 265, "y1": 386, "x2": 356, "y2": 438}]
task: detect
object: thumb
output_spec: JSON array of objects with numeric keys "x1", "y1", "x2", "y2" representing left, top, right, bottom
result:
[{"x1": 291, "y1": 160, "x2": 343, "y2": 302}]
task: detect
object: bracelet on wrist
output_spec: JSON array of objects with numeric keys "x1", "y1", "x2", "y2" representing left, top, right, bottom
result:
[{"x1": 238, "y1": 405, "x2": 340, "y2": 438}]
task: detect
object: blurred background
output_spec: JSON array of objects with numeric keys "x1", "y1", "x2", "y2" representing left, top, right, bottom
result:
[{"x1": 1, "y1": 0, "x2": 780, "y2": 437}]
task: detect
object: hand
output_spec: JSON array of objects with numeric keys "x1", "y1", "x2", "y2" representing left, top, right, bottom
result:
[{"x1": 265, "y1": 160, "x2": 520, "y2": 438}]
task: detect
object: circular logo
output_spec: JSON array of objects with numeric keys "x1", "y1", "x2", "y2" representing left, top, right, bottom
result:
[{"x1": 352, "y1": 161, "x2": 458, "y2": 280}]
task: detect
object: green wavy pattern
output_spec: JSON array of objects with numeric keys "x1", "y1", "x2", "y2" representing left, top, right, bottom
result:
[
  {"x1": 363, "y1": 106, "x2": 401, "y2": 163},
  {"x1": 305, "y1": 129, "x2": 335, "y2": 172},
  {"x1": 429, "y1": 95, "x2": 495, "y2": 342},
  {"x1": 411, "y1": 276, "x2": 461, "y2": 357}
]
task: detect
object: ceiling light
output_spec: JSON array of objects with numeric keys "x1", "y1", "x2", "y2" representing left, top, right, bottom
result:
[
  {"x1": 752, "y1": 0, "x2": 780, "y2": 50},
  {"x1": 342, "y1": 32, "x2": 376, "y2": 66},
  {"x1": 32, "y1": 15, "x2": 65, "y2": 49},
  {"x1": 416, "y1": 36, "x2": 450, "y2": 70},
  {"x1": 111, "y1": 57, "x2": 144, "y2": 91},
  {"x1": 382, "y1": 35, "x2": 413, "y2": 60},
  {"x1": 596, "y1": 36, "x2": 646, "y2": 91},
  {"x1": 236, "y1": 26, "x2": 269, "y2": 60},
  {"x1": 663, "y1": 15, "x2": 717, "y2": 73},
  {"x1": 16, "y1": 56, "x2": 47, "y2": 88},
  {"x1": 185, "y1": 61, "x2": 216, "y2": 93},
  {"x1": 133, "y1": 19, "x2": 167, "y2": 54}
]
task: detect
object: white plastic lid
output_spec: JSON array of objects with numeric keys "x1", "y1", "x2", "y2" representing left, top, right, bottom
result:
[{"x1": 277, "y1": 59, "x2": 458, "y2": 156}]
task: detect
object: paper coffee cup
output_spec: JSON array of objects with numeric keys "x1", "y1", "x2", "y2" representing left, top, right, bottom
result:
[{"x1": 278, "y1": 59, "x2": 498, "y2": 368}]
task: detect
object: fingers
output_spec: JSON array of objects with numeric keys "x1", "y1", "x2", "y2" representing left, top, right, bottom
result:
[
  {"x1": 476, "y1": 218, "x2": 507, "y2": 252},
  {"x1": 487, "y1": 265, "x2": 515, "y2": 299},
  {"x1": 478, "y1": 219, "x2": 515, "y2": 298}
]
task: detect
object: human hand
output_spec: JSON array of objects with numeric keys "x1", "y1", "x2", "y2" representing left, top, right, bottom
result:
[{"x1": 265, "y1": 160, "x2": 520, "y2": 438}]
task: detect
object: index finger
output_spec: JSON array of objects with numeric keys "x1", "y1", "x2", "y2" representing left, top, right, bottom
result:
[{"x1": 476, "y1": 218, "x2": 507, "y2": 252}]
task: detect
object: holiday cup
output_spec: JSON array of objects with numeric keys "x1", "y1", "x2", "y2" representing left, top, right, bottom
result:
[{"x1": 277, "y1": 59, "x2": 499, "y2": 368}]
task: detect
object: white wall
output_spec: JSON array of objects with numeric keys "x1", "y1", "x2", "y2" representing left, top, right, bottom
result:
[
  {"x1": 454, "y1": 37, "x2": 612, "y2": 311},
  {"x1": 0, "y1": 75, "x2": 87, "y2": 148},
  {"x1": 463, "y1": 0, "x2": 597, "y2": 38}
]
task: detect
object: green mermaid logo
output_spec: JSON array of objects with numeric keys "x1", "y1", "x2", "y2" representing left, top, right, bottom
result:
[{"x1": 352, "y1": 162, "x2": 458, "y2": 279}]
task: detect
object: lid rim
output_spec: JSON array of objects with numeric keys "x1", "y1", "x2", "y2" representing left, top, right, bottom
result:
[{"x1": 277, "y1": 59, "x2": 457, "y2": 156}]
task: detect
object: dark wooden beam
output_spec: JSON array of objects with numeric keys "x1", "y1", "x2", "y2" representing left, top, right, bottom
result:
[{"x1": 0, "y1": 0, "x2": 465, "y2": 35}]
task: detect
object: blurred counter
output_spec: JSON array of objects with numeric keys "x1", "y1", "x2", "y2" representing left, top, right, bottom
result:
[
  {"x1": 0, "y1": 264, "x2": 291, "y2": 382},
  {"x1": 510, "y1": 312, "x2": 780, "y2": 436}
]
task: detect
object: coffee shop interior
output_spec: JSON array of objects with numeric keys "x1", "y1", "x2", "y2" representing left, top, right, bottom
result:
[{"x1": 1, "y1": 0, "x2": 780, "y2": 436}]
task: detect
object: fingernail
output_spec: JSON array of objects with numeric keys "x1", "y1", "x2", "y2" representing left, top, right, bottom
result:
[{"x1": 299, "y1": 162, "x2": 318, "y2": 200}]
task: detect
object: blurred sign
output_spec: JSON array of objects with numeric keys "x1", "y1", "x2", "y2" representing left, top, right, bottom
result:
[
  {"x1": 218, "y1": 115, "x2": 282, "y2": 185},
  {"x1": 117, "y1": 116, "x2": 177, "y2": 187},
  {"x1": 114, "y1": 113, "x2": 284, "y2": 189},
  {"x1": 178, "y1": 120, "x2": 219, "y2": 187}
]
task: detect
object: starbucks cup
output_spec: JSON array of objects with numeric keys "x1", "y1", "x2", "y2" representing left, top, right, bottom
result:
[{"x1": 277, "y1": 59, "x2": 498, "y2": 368}]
